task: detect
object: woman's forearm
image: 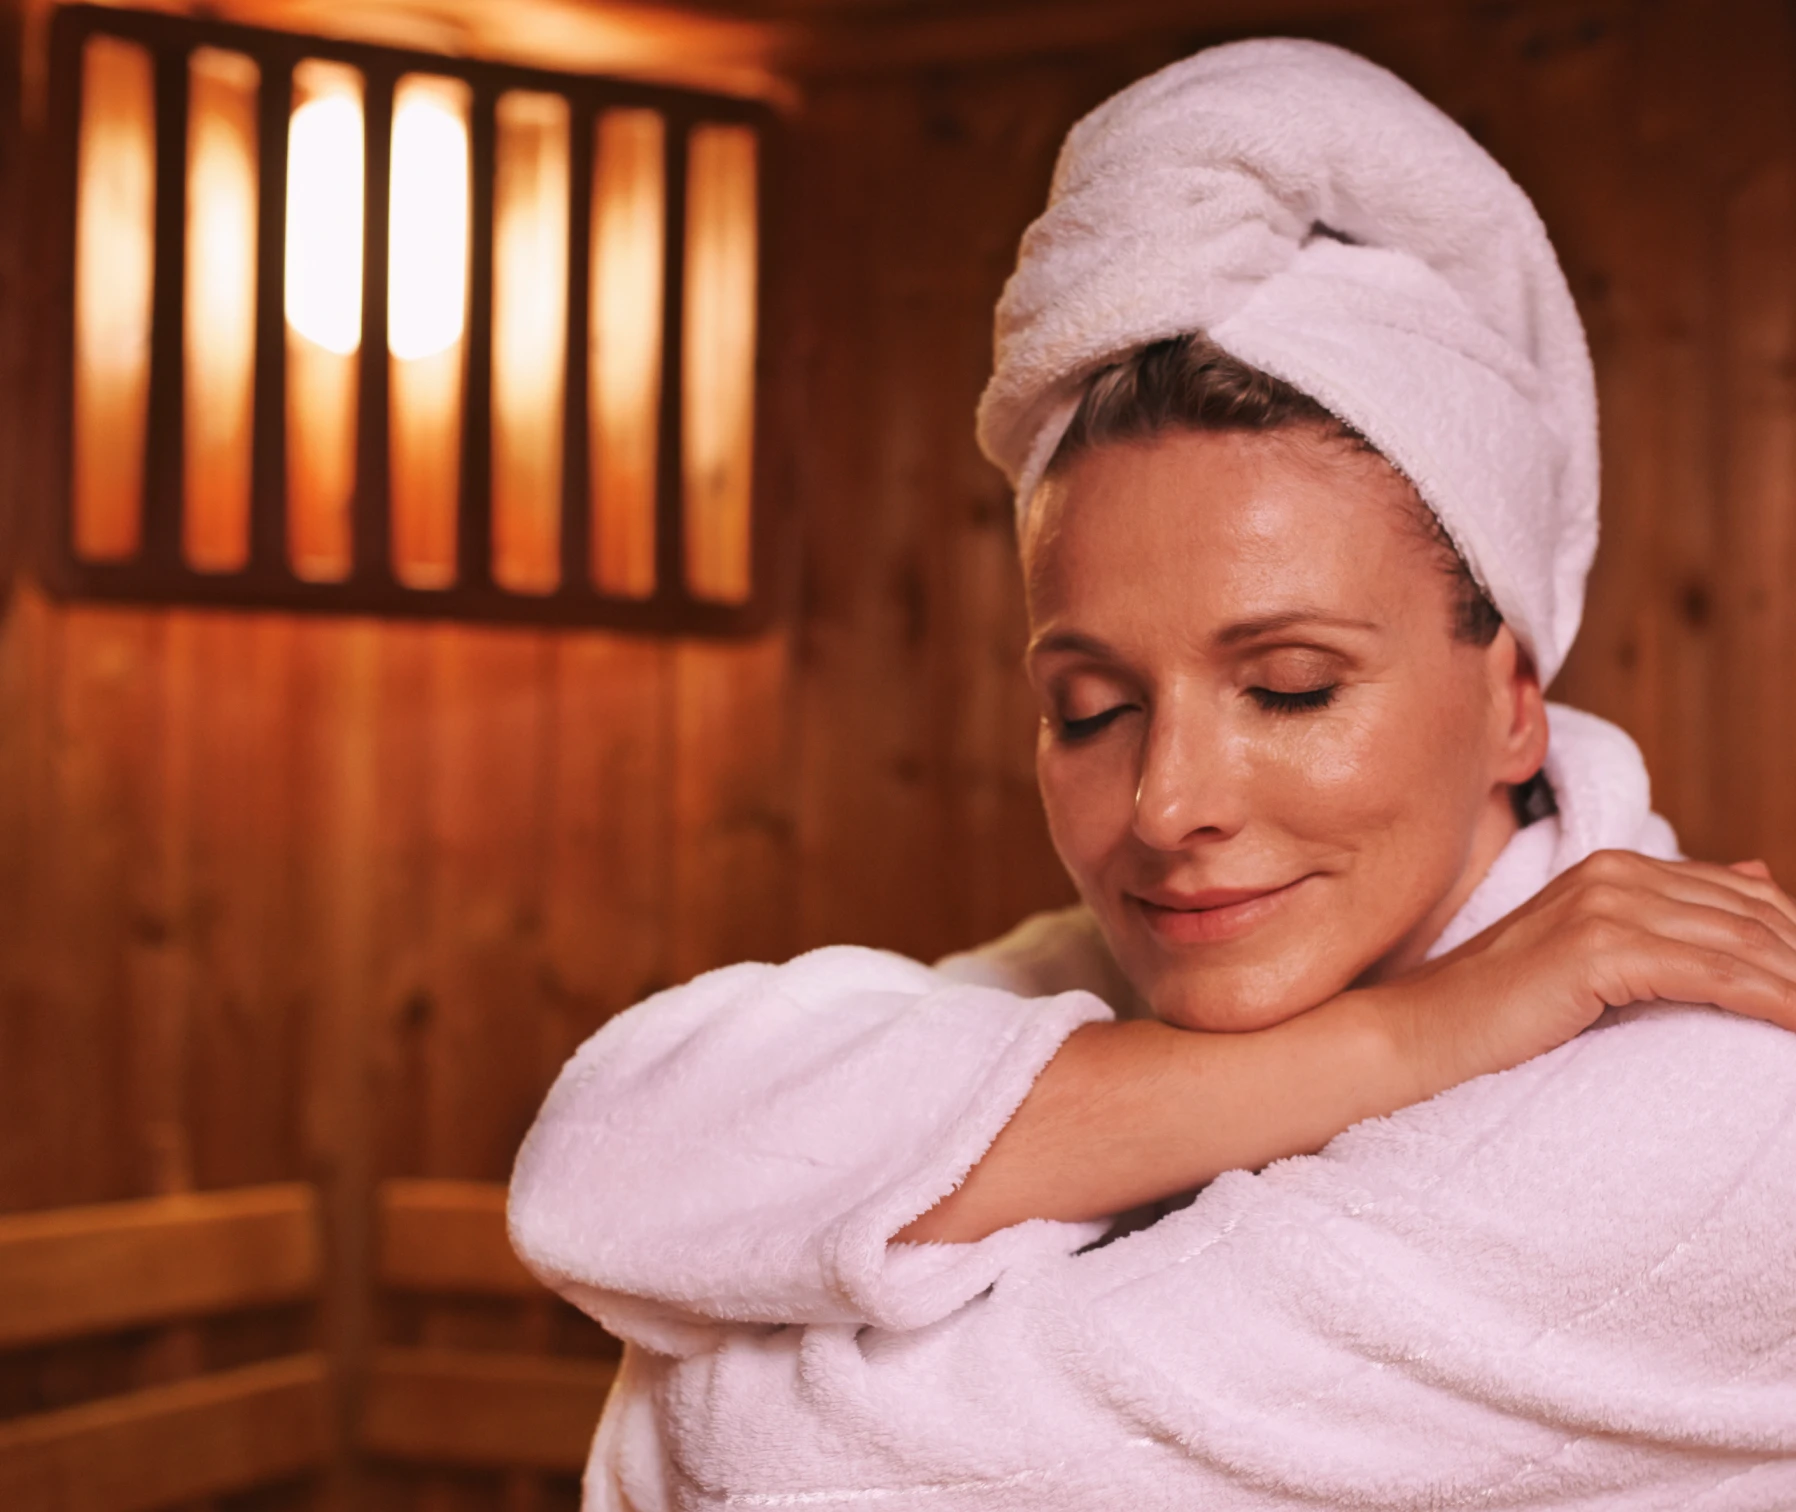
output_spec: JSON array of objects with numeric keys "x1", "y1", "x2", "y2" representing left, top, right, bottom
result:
[{"x1": 896, "y1": 991, "x2": 1417, "y2": 1244}]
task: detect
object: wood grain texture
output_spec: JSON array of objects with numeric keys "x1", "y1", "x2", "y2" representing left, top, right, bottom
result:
[
  {"x1": 0, "y1": 1352, "x2": 332, "y2": 1512},
  {"x1": 0, "y1": 0, "x2": 21, "y2": 605},
  {"x1": 377, "y1": 1180, "x2": 539, "y2": 1298},
  {"x1": 361, "y1": 1348, "x2": 614, "y2": 1473},
  {"x1": 0, "y1": 1184, "x2": 319, "y2": 1348}
]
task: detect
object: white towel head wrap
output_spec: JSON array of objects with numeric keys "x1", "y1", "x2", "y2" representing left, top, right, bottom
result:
[{"x1": 976, "y1": 38, "x2": 1598, "y2": 685}]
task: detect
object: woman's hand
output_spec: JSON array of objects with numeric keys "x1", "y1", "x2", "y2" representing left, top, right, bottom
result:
[
  {"x1": 1369, "y1": 851, "x2": 1796, "y2": 1101},
  {"x1": 901, "y1": 850, "x2": 1796, "y2": 1246}
]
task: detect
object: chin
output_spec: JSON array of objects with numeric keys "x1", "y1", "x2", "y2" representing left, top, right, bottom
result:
[{"x1": 1126, "y1": 951, "x2": 1356, "y2": 1033}]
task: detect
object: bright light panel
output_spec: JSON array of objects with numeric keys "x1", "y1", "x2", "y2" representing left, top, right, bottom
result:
[
  {"x1": 183, "y1": 47, "x2": 259, "y2": 573},
  {"x1": 388, "y1": 80, "x2": 469, "y2": 361},
  {"x1": 284, "y1": 72, "x2": 363, "y2": 355},
  {"x1": 590, "y1": 107, "x2": 664, "y2": 599},
  {"x1": 284, "y1": 60, "x2": 363, "y2": 581},
  {"x1": 72, "y1": 34, "x2": 155, "y2": 562},
  {"x1": 388, "y1": 74, "x2": 471, "y2": 589},
  {"x1": 682, "y1": 123, "x2": 757, "y2": 605},
  {"x1": 491, "y1": 89, "x2": 570, "y2": 595}
]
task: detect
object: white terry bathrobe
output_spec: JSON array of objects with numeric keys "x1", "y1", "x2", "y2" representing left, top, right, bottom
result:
[{"x1": 509, "y1": 38, "x2": 1796, "y2": 1512}]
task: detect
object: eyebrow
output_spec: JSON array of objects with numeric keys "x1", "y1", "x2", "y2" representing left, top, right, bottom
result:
[
  {"x1": 1212, "y1": 609, "x2": 1382, "y2": 647},
  {"x1": 1029, "y1": 610, "x2": 1380, "y2": 662}
]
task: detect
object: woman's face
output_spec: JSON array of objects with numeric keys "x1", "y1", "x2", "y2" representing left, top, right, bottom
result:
[{"x1": 1024, "y1": 426, "x2": 1545, "y2": 1032}]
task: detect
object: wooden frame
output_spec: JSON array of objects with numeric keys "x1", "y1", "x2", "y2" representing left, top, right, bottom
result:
[
  {"x1": 0, "y1": 1183, "x2": 320, "y2": 1348},
  {"x1": 0, "y1": 1180, "x2": 613, "y2": 1498},
  {"x1": 41, "y1": 3, "x2": 779, "y2": 634},
  {"x1": 0, "y1": 1185, "x2": 332, "y2": 1512},
  {"x1": 369, "y1": 1179, "x2": 615, "y2": 1476},
  {"x1": 0, "y1": 1355, "x2": 333, "y2": 1512}
]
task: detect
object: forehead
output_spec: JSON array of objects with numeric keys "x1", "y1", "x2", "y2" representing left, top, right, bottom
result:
[{"x1": 1024, "y1": 428, "x2": 1435, "y2": 635}]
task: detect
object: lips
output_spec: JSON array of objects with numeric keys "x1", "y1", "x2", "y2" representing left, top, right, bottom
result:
[{"x1": 1128, "y1": 875, "x2": 1312, "y2": 945}]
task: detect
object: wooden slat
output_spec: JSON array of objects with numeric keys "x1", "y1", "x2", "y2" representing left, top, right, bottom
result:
[
  {"x1": 361, "y1": 1346, "x2": 615, "y2": 1473},
  {"x1": 0, "y1": 1183, "x2": 320, "y2": 1348},
  {"x1": 0, "y1": 1352, "x2": 332, "y2": 1512},
  {"x1": 132, "y1": 0, "x2": 796, "y2": 104},
  {"x1": 378, "y1": 1178, "x2": 542, "y2": 1298},
  {"x1": 782, "y1": 0, "x2": 1588, "y2": 74}
]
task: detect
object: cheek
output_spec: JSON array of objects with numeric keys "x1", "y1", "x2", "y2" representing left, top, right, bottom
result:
[
  {"x1": 1254, "y1": 680, "x2": 1488, "y2": 862},
  {"x1": 1257, "y1": 700, "x2": 1414, "y2": 832},
  {"x1": 1036, "y1": 731, "x2": 1136, "y2": 887},
  {"x1": 1281, "y1": 676, "x2": 1492, "y2": 868}
]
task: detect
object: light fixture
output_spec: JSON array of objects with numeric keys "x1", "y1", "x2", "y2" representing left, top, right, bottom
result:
[{"x1": 48, "y1": 6, "x2": 773, "y2": 634}]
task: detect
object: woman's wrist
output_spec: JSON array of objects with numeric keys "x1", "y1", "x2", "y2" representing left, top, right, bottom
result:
[
  {"x1": 1337, "y1": 969, "x2": 1475, "y2": 1115},
  {"x1": 1266, "y1": 988, "x2": 1436, "y2": 1147}
]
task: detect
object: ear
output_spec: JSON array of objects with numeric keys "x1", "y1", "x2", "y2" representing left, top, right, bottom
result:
[{"x1": 1484, "y1": 625, "x2": 1548, "y2": 786}]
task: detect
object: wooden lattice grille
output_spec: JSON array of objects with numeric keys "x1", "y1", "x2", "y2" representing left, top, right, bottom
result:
[{"x1": 45, "y1": 4, "x2": 772, "y2": 632}]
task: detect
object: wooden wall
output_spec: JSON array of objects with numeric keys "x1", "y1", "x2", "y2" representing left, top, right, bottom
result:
[{"x1": 4, "y1": 0, "x2": 1796, "y2": 1505}]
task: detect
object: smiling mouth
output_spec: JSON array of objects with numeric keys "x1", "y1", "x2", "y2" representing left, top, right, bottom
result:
[{"x1": 1128, "y1": 876, "x2": 1313, "y2": 946}]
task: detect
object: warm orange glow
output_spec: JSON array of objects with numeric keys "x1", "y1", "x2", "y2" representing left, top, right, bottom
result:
[
  {"x1": 388, "y1": 75, "x2": 470, "y2": 589},
  {"x1": 284, "y1": 61, "x2": 363, "y2": 581},
  {"x1": 72, "y1": 35, "x2": 155, "y2": 563},
  {"x1": 681, "y1": 123, "x2": 757, "y2": 605},
  {"x1": 491, "y1": 90, "x2": 570, "y2": 595},
  {"x1": 183, "y1": 48, "x2": 259, "y2": 574},
  {"x1": 589, "y1": 108, "x2": 664, "y2": 598}
]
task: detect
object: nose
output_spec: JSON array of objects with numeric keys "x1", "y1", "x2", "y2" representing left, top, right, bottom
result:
[{"x1": 1132, "y1": 696, "x2": 1247, "y2": 851}]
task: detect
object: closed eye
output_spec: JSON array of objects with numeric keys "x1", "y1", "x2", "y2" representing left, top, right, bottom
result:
[
  {"x1": 1250, "y1": 685, "x2": 1338, "y2": 715},
  {"x1": 1058, "y1": 706, "x2": 1132, "y2": 741}
]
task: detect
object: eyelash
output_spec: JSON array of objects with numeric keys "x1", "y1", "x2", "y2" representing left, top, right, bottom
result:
[
  {"x1": 1251, "y1": 685, "x2": 1339, "y2": 715},
  {"x1": 1056, "y1": 684, "x2": 1339, "y2": 739},
  {"x1": 1057, "y1": 707, "x2": 1130, "y2": 742}
]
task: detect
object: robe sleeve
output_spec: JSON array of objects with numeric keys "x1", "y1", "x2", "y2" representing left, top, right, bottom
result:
[
  {"x1": 636, "y1": 1006, "x2": 1796, "y2": 1508},
  {"x1": 506, "y1": 945, "x2": 1113, "y2": 1353}
]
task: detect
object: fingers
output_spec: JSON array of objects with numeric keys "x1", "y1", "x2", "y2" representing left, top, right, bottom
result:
[
  {"x1": 1568, "y1": 850, "x2": 1796, "y2": 949},
  {"x1": 1618, "y1": 893, "x2": 1796, "y2": 995},
  {"x1": 1667, "y1": 856, "x2": 1796, "y2": 931},
  {"x1": 1608, "y1": 936, "x2": 1796, "y2": 1032},
  {"x1": 1641, "y1": 871, "x2": 1796, "y2": 957}
]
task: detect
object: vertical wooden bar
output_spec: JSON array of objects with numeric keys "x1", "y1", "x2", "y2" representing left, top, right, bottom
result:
[
  {"x1": 0, "y1": 0, "x2": 20, "y2": 594},
  {"x1": 559, "y1": 96, "x2": 593, "y2": 602},
  {"x1": 458, "y1": 83, "x2": 496, "y2": 594},
  {"x1": 141, "y1": 43, "x2": 190, "y2": 573},
  {"x1": 250, "y1": 55, "x2": 291, "y2": 580},
  {"x1": 353, "y1": 66, "x2": 394, "y2": 586}
]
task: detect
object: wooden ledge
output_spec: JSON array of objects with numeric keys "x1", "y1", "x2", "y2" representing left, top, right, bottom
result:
[
  {"x1": 0, "y1": 1184, "x2": 321, "y2": 1348},
  {"x1": 0, "y1": 1352, "x2": 333, "y2": 1512}
]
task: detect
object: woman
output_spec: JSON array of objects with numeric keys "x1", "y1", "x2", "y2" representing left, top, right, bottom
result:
[{"x1": 511, "y1": 38, "x2": 1796, "y2": 1509}]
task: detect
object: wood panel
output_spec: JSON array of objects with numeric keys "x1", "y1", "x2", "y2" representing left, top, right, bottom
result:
[
  {"x1": 377, "y1": 1180, "x2": 538, "y2": 1298},
  {"x1": 0, "y1": 0, "x2": 20, "y2": 602},
  {"x1": 0, "y1": 1352, "x2": 332, "y2": 1512},
  {"x1": 21, "y1": 0, "x2": 794, "y2": 104},
  {"x1": 361, "y1": 1348, "x2": 613, "y2": 1474},
  {"x1": 0, "y1": 1184, "x2": 319, "y2": 1348}
]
